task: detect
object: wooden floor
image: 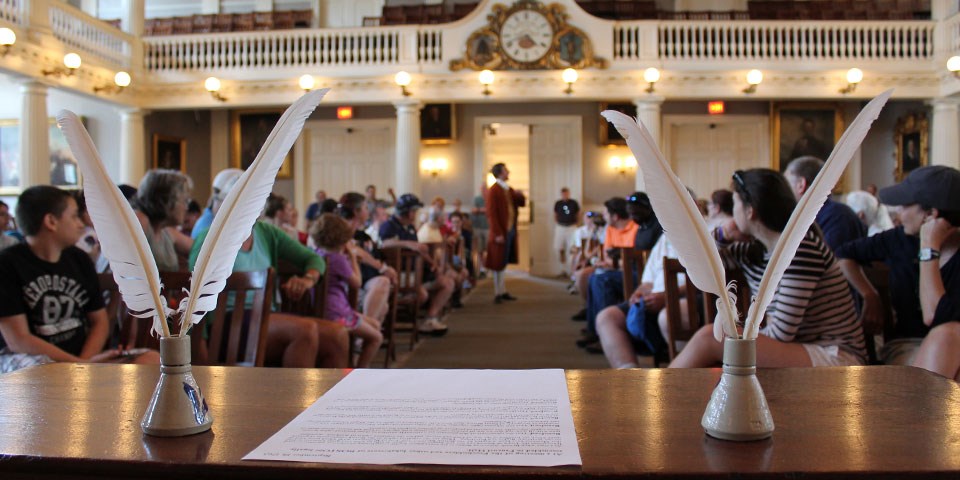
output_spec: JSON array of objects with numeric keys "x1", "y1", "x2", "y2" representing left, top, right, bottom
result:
[{"x1": 396, "y1": 271, "x2": 618, "y2": 369}]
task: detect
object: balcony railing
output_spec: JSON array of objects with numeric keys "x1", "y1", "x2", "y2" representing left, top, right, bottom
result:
[
  {"x1": 616, "y1": 20, "x2": 936, "y2": 63},
  {"x1": 144, "y1": 25, "x2": 443, "y2": 72},
  {"x1": 0, "y1": 0, "x2": 19, "y2": 24},
  {"x1": 49, "y1": 2, "x2": 133, "y2": 67}
]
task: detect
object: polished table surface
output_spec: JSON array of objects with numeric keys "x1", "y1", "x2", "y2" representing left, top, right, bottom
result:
[{"x1": 0, "y1": 364, "x2": 958, "y2": 479}]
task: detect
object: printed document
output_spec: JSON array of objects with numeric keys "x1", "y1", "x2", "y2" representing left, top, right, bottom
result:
[{"x1": 244, "y1": 369, "x2": 582, "y2": 466}]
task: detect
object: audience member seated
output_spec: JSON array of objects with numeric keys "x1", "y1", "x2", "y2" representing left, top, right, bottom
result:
[
  {"x1": 304, "y1": 189, "x2": 327, "y2": 226},
  {"x1": 190, "y1": 220, "x2": 348, "y2": 368},
  {"x1": 670, "y1": 169, "x2": 865, "y2": 368},
  {"x1": 380, "y1": 194, "x2": 454, "y2": 336},
  {"x1": 192, "y1": 168, "x2": 243, "y2": 239},
  {"x1": 706, "y1": 189, "x2": 734, "y2": 230},
  {"x1": 471, "y1": 183, "x2": 489, "y2": 278},
  {"x1": 785, "y1": 156, "x2": 865, "y2": 251},
  {"x1": 417, "y1": 197, "x2": 447, "y2": 243},
  {"x1": 837, "y1": 166, "x2": 960, "y2": 368},
  {"x1": 133, "y1": 169, "x2": 194, "y2": 272},
  {"x1": 0, "y1": 186, "x2": 159, "y2": 373},
  {"x1": 568, "y1": 211, "x2": 605, "y2": 288},
  {"x1": 0, "y1": 200, "x2": 18, "y2": 251},
  {"x1": 263, "y1": 193, "x2": 306, "y2": 244},
  {"x1": 181, "y1": 199, "x2": 202, "y2": 238},
  {"x1": 311, "y1": 214, "x2": 383, "y2": 368},
  {"x1": 73, "y1": 191, "x2": 109, "y2": 273},
  {"x1": 365, "y1": 184, "x2": 397, "y2": 225},
  {"x1": 365, "y1": 201, "x2": 390, "y2": 247},
  {"x1": 337, "y1": 192, "x2": 395, "y2": 325},
  {"x1": 846, "y1": 190, "x2": 894, "y2": 237},
  {"x1": 572, "y1": 196, "x2": 639, "y2": 320},
  {"x1": 596, "y1": 232, "x2": 682, "y2": 368}
]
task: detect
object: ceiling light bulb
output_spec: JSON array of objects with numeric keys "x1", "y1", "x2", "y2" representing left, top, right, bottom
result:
[
  {"x1": 562, "y1": 68, "x2": 578, "y2": 84},
  {"x1": 394, "y1": 71, "x2": 411, "y2": 87},
  {"x1": 0, "y1": 27, "x2": 15, "y2": 46},
  {"x1": 299, "y1": 74, "x2": 315, "y2": 91},
  {"x1": 63, "y1": 53, "x2": 81, "y2": 69},
  {"x1": 948, "y1": 56, "x2": 960, "y2": 72},
  {"x1": 204, "y1": 76, "x2": 221, "y2": 92},
  {"x1": 114, "y1": 71, "x2": 131, "y2": 87},
  {"x1": 478, "y1": 69, "x2": 494, "y2": 85},
  {"x1": 846, "y1": 68, "x2": 863, "y2": 84},
  {"x1": 746, "y1": 69, "x2": 763, "y2": 85},
  {"x1": 643, "y1": 67, "x2": 661, "y2": 83}
]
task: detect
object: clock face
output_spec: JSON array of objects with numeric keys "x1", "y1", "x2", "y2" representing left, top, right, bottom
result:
[{"x1": 500, "y1": 10, "x2": 553, "y2": 63}]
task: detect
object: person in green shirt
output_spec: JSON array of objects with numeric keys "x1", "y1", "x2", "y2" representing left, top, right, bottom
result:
[{"x1": 190, "y1": 221, "x2": 348, "y2": 367}]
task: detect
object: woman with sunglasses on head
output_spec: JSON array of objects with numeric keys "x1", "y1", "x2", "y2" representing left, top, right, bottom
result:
[{"x1": 669, "y1": 169, "x2": 866, "y2": 368}]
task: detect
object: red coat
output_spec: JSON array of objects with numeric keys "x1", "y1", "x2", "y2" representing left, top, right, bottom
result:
[{"x1": 484, "y1": 182, "x2": 526, "y2": 270}]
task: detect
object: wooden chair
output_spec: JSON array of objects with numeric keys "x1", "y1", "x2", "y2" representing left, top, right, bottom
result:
[
  {"x1": 382, "y1": 246, "x2": 424, "y2": 366},
  {"x1": 273, "y1": 10, "x2": 295, "y2": 30},
  {"x1": 192, "y1": 14, "x2": 214, "y2": 34},
  {"x1": 292, "y1": 9, "x2": 313, "y2": 28},
  {"x1": 151, "y1": 18, "x2": 174, "y2": 36},
  {"x1": 381, "y1": 6, "x2": 405, "y2": 25},
  {"x1": 233, "y1": 13, "x2": 255, "y2": 31},
  {"x1": 253, "y1": 12, "x2": 274, "y2": 30},
  {"x1": 862, "y1": 262, "x2": 896, "y2": 364},
  {"x1": 662, "y1": 258, "x2": 707, "y2": 362},
  {"x1": 620, "y1": 248, "x2": 649, "y2": 300},
  {"x1": 212, "y1": 13, "x2": 234, "y2": 32},
  {"x1": 172, "y1": 16, "x2": 193, "y2": 35},
  {"x1": 453, "y1": 2, "x2": 480, "y2": 19}
]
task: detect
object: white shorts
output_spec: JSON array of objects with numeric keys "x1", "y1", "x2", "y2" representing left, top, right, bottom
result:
[
  {"x1": 879, "y1": 338, "x2": 923, "y2": 366},
  {"x1": 554, "y1": 224, "x2": 578, "y2": 252},
  {"x1": 802, "y1": 343, "x2": 864, "y2": 367}
]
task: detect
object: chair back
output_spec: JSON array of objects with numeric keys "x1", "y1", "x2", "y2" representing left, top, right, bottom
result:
[
  {"x1": 620, "y1": 248, "x2": 649, "y2": 299},
  {"x1": 381, "y1": 246, "x2": 424, "y2": 366},
  {"x1": 277, "y1": 259, "x2": 330, "y2": 319},
  {"x1": 862, "y1": 261, "x2": 895, "y2": 363},
  {"x1": 662, "y1": 258, "x2": 706, "y2": 360},
  {"x1": 204, "y1": 269, "x2": 274, "y2": 366}
]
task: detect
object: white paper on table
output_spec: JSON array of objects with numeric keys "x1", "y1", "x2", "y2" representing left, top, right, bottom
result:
[{"x1": 243, "y1": 369, "x2": 582, "y2": 467}]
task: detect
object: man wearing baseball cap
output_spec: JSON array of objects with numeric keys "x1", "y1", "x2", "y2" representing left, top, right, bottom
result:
[
  {"x1": 836, "y1": 166, "x2": 960, "y2": 377},
  {"x1": 191, "y1": 168, "x2": 243, "y2": 239}
]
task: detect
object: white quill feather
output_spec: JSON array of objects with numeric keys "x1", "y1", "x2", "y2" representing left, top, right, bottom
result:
[
  {"x1": 178, "y1": 88, "x2": 329, "y2": 335},
  {"x1": 56, "y1": 111, "x2": 171, "y2": 337},
  {"x1": 601, "y1": 110, "x2": 740, "y2": 340},
  {"x1": 742, "y1": 89, "x2": 892, "y2": 339}
]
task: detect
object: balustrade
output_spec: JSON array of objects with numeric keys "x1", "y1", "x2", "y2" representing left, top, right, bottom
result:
[{"x1": 49, "y1": 2, "x2": 132, "y2": 67}]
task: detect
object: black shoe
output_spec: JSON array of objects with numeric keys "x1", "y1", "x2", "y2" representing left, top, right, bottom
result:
[
  {"x1": 494, "y1": 295, "x2": 503, "y2": 304},
  {"x1": 576, "y1": 333, "x2": 599, "y2": 348},
  {"x1": 500, "y1": 293, "x2": 518, "y2": 301},
  {"x1": 571, "y1": 308, "x2": 587, "y2": 321},
  {"x1": 584, "y1": 341, "x2": 604, "y2": 354}
]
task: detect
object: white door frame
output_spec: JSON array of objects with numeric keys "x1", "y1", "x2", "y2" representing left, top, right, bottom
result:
[{"x1": 661, "y1": 114, "x2": 771, "y2": 170}]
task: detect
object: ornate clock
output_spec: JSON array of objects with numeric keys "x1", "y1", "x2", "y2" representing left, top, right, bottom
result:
[{"x1": 450, "y1": 0, "x2": 607, "y2": 71}]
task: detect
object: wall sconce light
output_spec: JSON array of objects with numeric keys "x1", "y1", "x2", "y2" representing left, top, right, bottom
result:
[
  {"x1": 839, "y1": 68, "x2": 863, "y2": 94},
  {"x1": 395, "y1": 71, "x2": 412, "y2": 96},
  {"x1": 562, "y1": 68, "x2": 578, "y2": 94},
  {"x1": 43, "y1": 52, "x2": 82, "y2": 78},
  {"x1": 608, "y1": 155, "x2": 637, "y2": 175},
  {"x1": 947, "y1": 56, "x2": 960, "y2": 79},
  {"x1": 0, "y1": 27, "x2": 16, "y2": 56},
  {"x1": 479, "y1": 69, "x2": 494, "y2": 96},
  {"x1": 204, "y1": 76, "x2": 227, "y2": 102},
  {"x1": 643, "y1": 67, "x2": 660, "y2": 93},
  {"x1": 421, "y1": 157, "x2": 448, "y2": 177},
  {"x1": 93, "y1": 71, "x2": 131, "y2": 94},
  {"x1": 743, "y1": 69, "x2": 762, "y2": 94},
  {"x1": 299, "y1": 74, "x2": 315, "y2": 92}
]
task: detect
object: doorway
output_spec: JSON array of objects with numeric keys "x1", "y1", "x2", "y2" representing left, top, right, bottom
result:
[{"x1": 475, "y1": 115, "x2": 582, "y2": 277}]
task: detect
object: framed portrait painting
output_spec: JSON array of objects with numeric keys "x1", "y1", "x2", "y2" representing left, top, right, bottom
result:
[
  {"x1": 152, "y1": 134, "x2": 186, "y2": 172},
  {"x1": 231, "y1": 109, "x2": 292, "y2": 179},
  {"x1": 894, "y1": 112, "x2": 928, "y2": 181},
  {"x1": 599, "y1": 102, "x2": 636, "y2": 146},
  {"x1": 420, "y1": 103, "x2": 456, "y2": 144},
  {"x1": 771, "y1": 103, "x2": 843, "y2": 171}
]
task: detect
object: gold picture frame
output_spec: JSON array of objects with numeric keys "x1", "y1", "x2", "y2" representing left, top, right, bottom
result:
[
  {"x1": 893, "y1": 112, "x2": 928, "y2": 182},
  {"x1": 420, "y1": 103, "x2": 456, "y2": 145},
  {"x1": 231, "y1": 109, "x2": 293, "y2": 179},
  {"x1": 599, "y1": 102, "x2": 636, "y2": 146},
  {"x1": 771, "y1": 102, "x2": 843, "y2": 171},
  {"x1": 152, "y1": 134, "x2": 187, "y2": 172}
]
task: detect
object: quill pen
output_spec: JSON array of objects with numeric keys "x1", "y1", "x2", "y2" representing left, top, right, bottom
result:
[
  {"x1": 56, "y1": 111, "x2": 171, "y2": 337},
  {"x1": 601, "y1": 110, "x2": 740, "y2": 340},
  {"x1": 743, "y1": 89, "x2": 892, "y2": 339},
  {"x1": 178, "y1": 88, "x2": 329, "y2": 335}
]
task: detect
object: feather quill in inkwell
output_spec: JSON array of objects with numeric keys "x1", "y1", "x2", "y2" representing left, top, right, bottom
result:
[
  {"x1": 56, "y1": 88, "x2": 330, "y2": 436},
  {"x1": 602, "y1": 89, "x2": 891, "y2": 440}
]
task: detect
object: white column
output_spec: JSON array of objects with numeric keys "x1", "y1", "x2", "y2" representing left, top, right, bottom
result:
[
  {"x1": 120, "y1": 109, "x2": 147, "y2": 186},
  {"x1": 393, "y1": 99, "x2": 423, "y2": 196},
  {"x1": 121, "y1": 0, "x2": 144, "y2": 36},
  {"x1": 200, "y1": 0, "x2": 220, "y2": 14},
  {"x1": 632, "y1": 95, "x2": 664, "y2": 191},
  {"x1": 930, "y1": 98, "x2": 960, "y2": 170},
  {"x1": 19, "y1": 82, "x2": 49, "y2": 189}
]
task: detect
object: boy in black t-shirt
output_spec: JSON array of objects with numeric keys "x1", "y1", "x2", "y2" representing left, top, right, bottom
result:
[{"x1": 0, "y1": 186, "x2": 159, "y2": 373}]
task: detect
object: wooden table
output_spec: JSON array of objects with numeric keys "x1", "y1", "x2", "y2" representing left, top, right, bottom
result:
[{"x1": 0, "y1": 364, "x2": 958, "y2": 478}]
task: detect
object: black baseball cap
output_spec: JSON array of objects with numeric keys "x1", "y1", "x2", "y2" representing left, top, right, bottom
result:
[
  {"x1": 395, "y1": 193, "x2": 424, "y2": 212},
  {"x1": 879, "y1": 166, "x2": 960, "y2": 211},
  {"x1": 627, "y1": 191, "x2": 651, "y2": 209}
]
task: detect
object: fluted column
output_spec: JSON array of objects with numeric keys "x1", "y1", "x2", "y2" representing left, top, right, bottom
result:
[
  {"x1": 632, "y1": 95, "x2": 664, "y2": 191},
  {"x1": 930, "y1": 98, "x2": 960, "y2": 170},
  {"x1": 393, "y1": 99, "x2": 423, "y2": 196},
  {"x1": 19, "y1": 81, "x2": 49, "y2": 189},
  {"x1": 120, "y1": 109, "x2": 147, "y2": 186}
]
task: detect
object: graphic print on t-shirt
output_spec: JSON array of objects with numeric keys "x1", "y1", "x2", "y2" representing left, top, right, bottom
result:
[{"x1": 22, "y1": 274, "x2": 90, "y2": 346}]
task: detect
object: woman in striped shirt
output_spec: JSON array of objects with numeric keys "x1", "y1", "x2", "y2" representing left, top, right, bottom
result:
[{"x1": 670, "y1": 169, "x2": 866, "y2": 368}]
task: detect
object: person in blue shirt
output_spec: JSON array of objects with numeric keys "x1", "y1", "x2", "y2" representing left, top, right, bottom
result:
[
  {"x1": 784, "y1": 156, "x2": 865, "y2": 252},
  {"x1": 191, "y1": 168, "x2": 243, "y2": 239}
]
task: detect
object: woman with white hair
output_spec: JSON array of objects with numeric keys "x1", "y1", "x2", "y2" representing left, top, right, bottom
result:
[
  {"x1": 846, "y1": 190, "x2": 894, "y2": 236},
  {"x1": 192, "y1": 168, "x2": 243, "y2": 239}
]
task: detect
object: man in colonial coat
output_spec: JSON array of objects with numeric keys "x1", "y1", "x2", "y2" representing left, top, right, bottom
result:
[{"x1": 485, "y1": 163, "x2": 526, "y2": 303}]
